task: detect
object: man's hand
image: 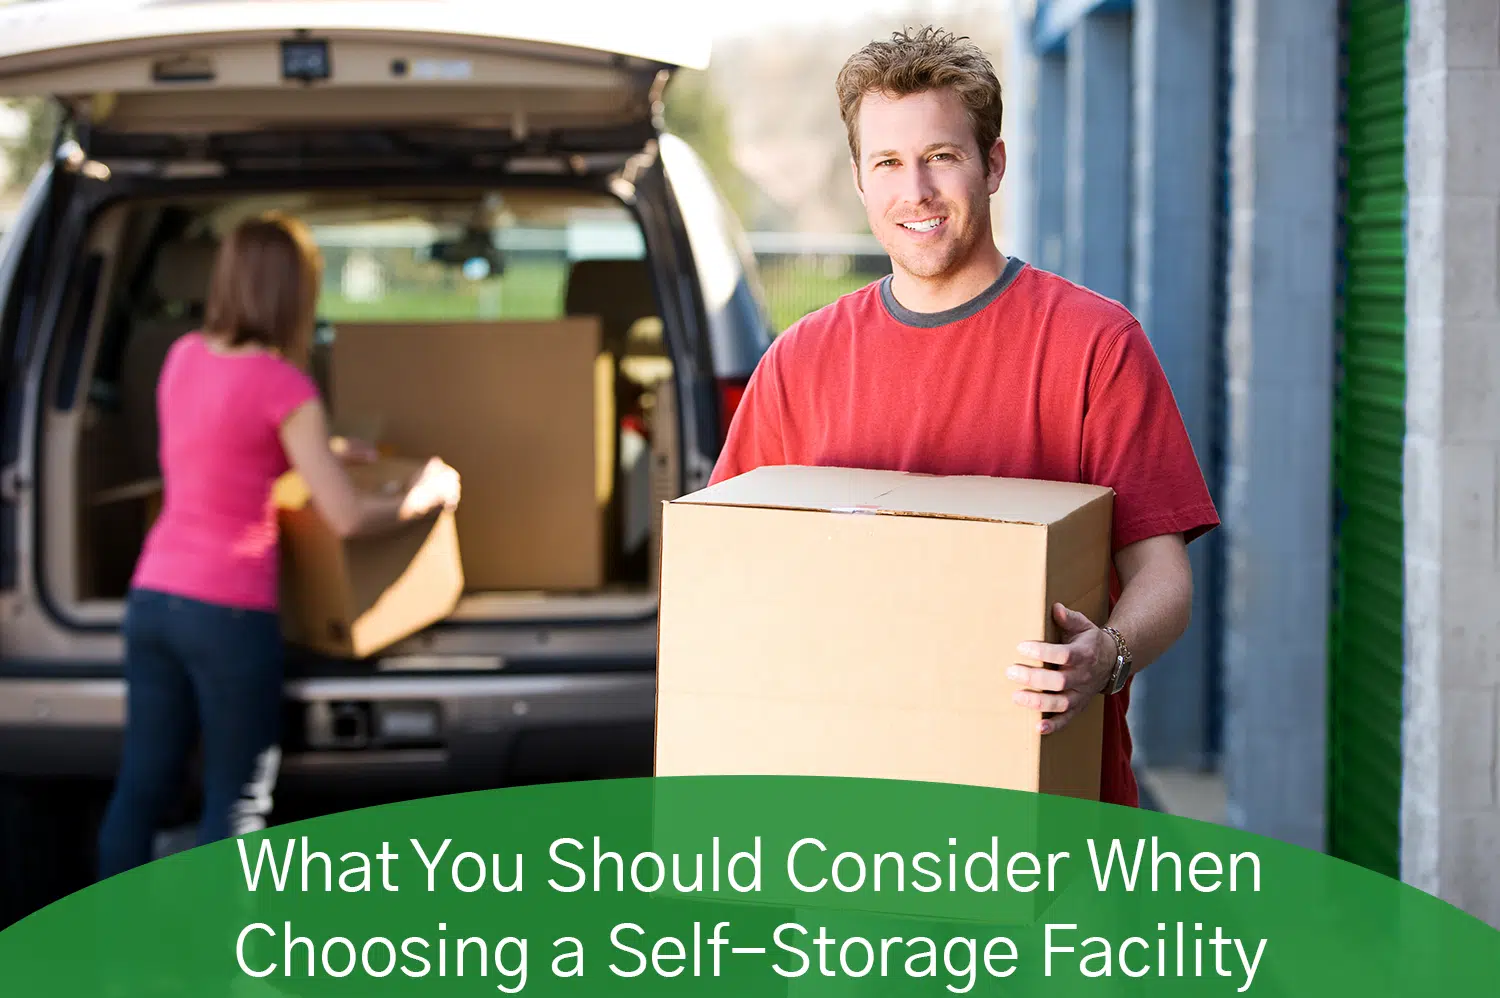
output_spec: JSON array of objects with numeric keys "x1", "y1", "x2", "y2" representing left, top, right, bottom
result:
[
  {"x1": 1008, "y1": 602, "x2": 1114, "y2": 735},
  {"x1": 1004, "y1": 533, "x2": 1194, "y2": 736}
]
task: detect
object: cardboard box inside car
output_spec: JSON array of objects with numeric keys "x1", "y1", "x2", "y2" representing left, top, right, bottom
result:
[
  {"x1": 273, "y1": 456, "x2": 464, "y2": 660},
  {"x1": 653, "y1": 465, "x2": 1114, "y2": 799},
  {"x1": 327, "y1": 318, "x2": 614, "y2": 593}
]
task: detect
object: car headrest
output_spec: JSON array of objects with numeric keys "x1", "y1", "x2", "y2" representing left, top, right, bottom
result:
[
  {"x1": 564, "y1": 258, "x2": 658, "y2": 353},
  {"x1": 150, "y1": 236, "x2": 220, "y2": 305}
]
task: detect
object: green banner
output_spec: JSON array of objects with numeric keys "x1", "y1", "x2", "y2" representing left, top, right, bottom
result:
[{"x1": 1, "y1": 776, "x2": 1495, "y2": 995}]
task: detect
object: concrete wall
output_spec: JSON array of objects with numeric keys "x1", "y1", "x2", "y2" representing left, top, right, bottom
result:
[
  {"x1": 1402, "y1": 0, "x2": 1500, "y2": 930},
  {"x1": 1125, "y1": 0, "x2": 1222, "y2": 772},
  {"x1": 1221, "y1": 0, "x2": 1340, "y2": 851}
]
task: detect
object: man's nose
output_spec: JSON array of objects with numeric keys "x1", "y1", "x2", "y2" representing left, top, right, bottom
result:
[{"x1": 900, "y1": 162, "x2": 937, "y2": 204}]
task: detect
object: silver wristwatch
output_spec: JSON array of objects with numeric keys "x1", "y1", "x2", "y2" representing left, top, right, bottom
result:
[{"x1": 1101, "y1": 626, "x2": 1132, "y2": 695}]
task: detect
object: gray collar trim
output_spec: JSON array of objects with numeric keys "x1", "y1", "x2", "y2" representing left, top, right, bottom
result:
[{"x1": 878, "y1": 255, "x2": 1027, "y2": 328}]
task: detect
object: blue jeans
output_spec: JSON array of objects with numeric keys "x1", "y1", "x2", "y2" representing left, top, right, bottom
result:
[{"x1": 97, "y1": 588, "x2": 285, "y2": 880}]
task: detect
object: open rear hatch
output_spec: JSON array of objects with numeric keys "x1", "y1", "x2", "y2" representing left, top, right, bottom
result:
[
  {"x1": 12, "y1": 2, "x2": 709, "y2": 662},
  {"x1": 0, "y1": 0, "x2": 709, "y2": 162}
]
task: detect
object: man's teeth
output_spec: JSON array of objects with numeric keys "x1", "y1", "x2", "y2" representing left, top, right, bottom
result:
[{"x1": 902, "y1": 218, "x2": 943, "y2": 231}]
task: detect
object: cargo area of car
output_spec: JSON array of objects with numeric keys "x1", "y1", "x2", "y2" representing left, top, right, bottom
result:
[{"x1": 39, "y1": 183, "x2": 684, "y2": 640}]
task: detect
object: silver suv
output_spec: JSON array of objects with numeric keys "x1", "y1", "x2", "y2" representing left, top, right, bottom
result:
[{"x1": 0, "y1": 1, "x2": 772, "y2": 925}]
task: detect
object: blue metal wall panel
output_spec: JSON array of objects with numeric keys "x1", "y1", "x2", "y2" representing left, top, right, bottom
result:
[{"x1": 1034, "y1": 0, "x2": 1134, "y2": 53}]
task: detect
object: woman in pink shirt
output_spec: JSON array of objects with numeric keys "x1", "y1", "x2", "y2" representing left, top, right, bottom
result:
[{"x1": 96, "y1": 213, "x2": 459, "y2": 879}]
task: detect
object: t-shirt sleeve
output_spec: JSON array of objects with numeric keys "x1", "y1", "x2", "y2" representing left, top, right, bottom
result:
[
  {"x1": 1082, "y1": 320, "x2": 1220, "y2": 552},
  {"x1": 261, "y1": 357, "x2": 321, "y2": 429},
  {"x1": 708, "y1": 340, "x2": 790, "y2": 486}
]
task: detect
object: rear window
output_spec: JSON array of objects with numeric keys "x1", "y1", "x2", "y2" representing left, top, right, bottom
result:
[{"x1": 312, "y1": 204, "x2": 646, "y2": 324}]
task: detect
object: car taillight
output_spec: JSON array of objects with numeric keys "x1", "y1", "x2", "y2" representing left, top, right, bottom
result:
[{"x1": 718, "y1": 377, "x2": 748, "y2": 445}]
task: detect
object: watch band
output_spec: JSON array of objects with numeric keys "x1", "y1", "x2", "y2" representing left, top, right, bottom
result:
[{"x1": 1101, "y1": 626, "x2": 1132, "y2": 695}]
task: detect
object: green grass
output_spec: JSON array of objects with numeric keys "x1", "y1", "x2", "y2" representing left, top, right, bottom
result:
[
  {"x1": 319, "y1": 259, "x2": 566, "y2": 323},
  {"x1": 758, "y1": 259, "x2": 887, "y2": 333},
  {"x1": 315, "y1": 255, "x2": 887, "y2": 336}
]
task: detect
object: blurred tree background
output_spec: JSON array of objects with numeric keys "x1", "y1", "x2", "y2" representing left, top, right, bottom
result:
[
  {"x1": 3, "y1": 97, "x2": 57, "y2": 190},
  {"x1": 0, "y1": 0, "x2": 53, "y2": 191},
  {"x1": 659, "y1": 68, "x2": 760, "y2": 225}
]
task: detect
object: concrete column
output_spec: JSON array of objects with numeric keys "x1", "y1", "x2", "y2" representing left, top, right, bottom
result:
[
  {"x1": 1221, "y1": 0, "x2": 1340, "y2": 852},
  {"x1": 1126, "y1": 0, "x2": 1222, "y2": 771},
  {"x1": 1403, "y1": 0, "x2": 1500, "y2": 930},
  {"x1": 1063, "y1": 10, "x2": 1131, "y2": 302},
  {"x1": 1032, "y1": 49, "x2": 1068, "y2": 274}
]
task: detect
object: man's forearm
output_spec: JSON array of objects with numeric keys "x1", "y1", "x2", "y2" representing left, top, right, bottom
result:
[{"x1": 1105, "y1": 537, "x2": 1194, "y2": 679}]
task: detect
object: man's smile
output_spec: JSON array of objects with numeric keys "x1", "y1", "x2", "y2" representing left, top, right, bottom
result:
[{"x1": 899, "y1": 216, "x2": 947, "y2": 233}]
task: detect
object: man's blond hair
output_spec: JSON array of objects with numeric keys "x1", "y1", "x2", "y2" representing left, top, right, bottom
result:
[{"x1": 835, "y1": 26, "x2": 1004, "y2": 171}]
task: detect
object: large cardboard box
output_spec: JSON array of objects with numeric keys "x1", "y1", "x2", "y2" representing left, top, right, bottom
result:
[
  {"x1": 653, "y1": 464, "x2": 1114, "y2": 797},
  {"x1": 328, "y1": 319, "x2": 614, "y2": 592},
  {"x1": 273, "y1": 456, "x2": 464, "y2": 659}
]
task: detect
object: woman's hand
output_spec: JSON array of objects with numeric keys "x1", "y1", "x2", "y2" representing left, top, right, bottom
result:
[
  {"x1": 400, "y1": 458, "x2": 462, "y2": 519},
  {"x1": 282, "y1": 401, "x2": 448, "y2": 538}
]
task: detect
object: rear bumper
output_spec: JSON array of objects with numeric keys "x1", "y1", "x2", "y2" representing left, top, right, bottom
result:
[{"x1": 0, "y1": 671, "x2": 657, "y2": 792}]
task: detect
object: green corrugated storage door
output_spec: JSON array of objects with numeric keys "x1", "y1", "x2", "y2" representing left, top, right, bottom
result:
[{"x1": 1329, "y1": 0, "x2": 1408, "y2": 879}]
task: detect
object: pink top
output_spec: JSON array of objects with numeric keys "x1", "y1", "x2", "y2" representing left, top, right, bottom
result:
[{"x1": 131, "y1": 332, "x2": 320, "y2": 612}]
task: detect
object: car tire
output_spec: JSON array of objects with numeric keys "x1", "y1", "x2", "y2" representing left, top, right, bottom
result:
[{"x1": 0, "y1": 779, "x2": 106, "y2": 930}]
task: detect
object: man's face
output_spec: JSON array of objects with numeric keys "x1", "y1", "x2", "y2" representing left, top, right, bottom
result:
[{"x1": 852, "y1": 88, "x2": 1004, "y2": 282}]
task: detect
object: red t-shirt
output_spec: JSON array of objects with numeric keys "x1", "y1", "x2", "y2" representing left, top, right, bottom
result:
[{"x1": 708, "y1": 258, "x2": 1220, "y2": 807}]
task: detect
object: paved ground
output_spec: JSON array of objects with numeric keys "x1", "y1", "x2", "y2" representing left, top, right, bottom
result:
[{"x1": 1139, "y1": 766, "x2": 1228, "y2": 824}]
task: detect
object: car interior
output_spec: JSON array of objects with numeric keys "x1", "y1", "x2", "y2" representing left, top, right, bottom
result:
[{"x1": 38, "y1": 185, "x2": 682, "y2": 632}]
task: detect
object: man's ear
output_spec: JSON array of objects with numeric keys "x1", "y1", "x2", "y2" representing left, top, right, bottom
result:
[
  {"x1": 850, "y1": 156, "x2": 864, "y2": 203},
  {"x1": 987, "y1": 138, "x2": 1007, "y2": 195}
]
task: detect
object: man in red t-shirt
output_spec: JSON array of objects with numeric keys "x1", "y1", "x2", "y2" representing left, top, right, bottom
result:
[{"x1": 707, "y1": 27, "x2": 1220, "y2": 807}]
